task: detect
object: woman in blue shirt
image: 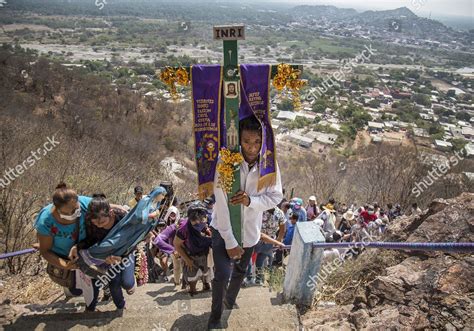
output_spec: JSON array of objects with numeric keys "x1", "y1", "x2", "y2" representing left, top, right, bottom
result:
[{"x1": 35, "y1": 183, "x2": 124, "y2": 296}]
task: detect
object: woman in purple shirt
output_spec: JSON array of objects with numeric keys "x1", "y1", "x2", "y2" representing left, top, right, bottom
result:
[
  {"x1": 173, "y1": 201, "x2": 212, "y2": 296},
  {"x1": 152, "y1": 216, "x2": 183, "y2": 285}
]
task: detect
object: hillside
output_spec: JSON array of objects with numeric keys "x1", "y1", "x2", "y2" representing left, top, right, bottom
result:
[
  {"x1": 291, "y1": 5, "x2": 456, "y2": 40},
  {"x1": 301, "y1": 192, "x2": 474, "y2": 330}
]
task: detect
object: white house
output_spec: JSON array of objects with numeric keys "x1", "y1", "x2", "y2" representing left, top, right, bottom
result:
[
  {"x1": 434, "y1": 140, "x2": 453, "y2": 151},
  {"x1": 465, "y1": 143, "x2": 474, "y2": 158},
  {"x1": 368, "y1": 121, "x2": 384, "y2": 132},
  {"x1": 289, "y1": 133, "x2": 313, "y2": 148},
  {"x1": 316, "y1": 133, "x2": 338, "y2": 145},
  {"x1": 461, "y1": 127, "x2": 474, "y2": 140},
  {"x1": 276, "y1": 111, "x2": 297, "y2": 121}
]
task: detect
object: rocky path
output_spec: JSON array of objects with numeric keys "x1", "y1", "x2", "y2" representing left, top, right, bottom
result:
[{"x1": 3, "y1": 281, "x2": 299, "y2": 331}]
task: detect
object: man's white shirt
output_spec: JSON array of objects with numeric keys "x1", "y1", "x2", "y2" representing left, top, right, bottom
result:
[{"x1": 210, "y1": 159, "x2": 283, "y2": 249}]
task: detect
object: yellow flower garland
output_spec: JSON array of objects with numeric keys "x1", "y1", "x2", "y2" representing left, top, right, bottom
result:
[
  {"x1": 217, "y1": 147, "x2": 244, "y2": 193},
  {"x1": 272, "y1": 63, "x2": 307, "y2": 111},
  {"x1": 158, "y1": 66, "x2": 189, "y2": 100}
]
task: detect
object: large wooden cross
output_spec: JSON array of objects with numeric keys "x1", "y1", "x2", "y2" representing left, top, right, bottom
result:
[{"x1": 165, "y1": 25, "x2": 302, "y2": 245}]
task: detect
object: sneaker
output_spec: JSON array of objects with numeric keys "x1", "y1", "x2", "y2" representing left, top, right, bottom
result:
[
  {"x1": 202, "y1": 282, "x2": 211, "y2": 291},
  {"x1": 126, "y1": 285, "x2": 136, "y2": 295},
  {"x1": 242, "y1": 278, "x2": 254, "y2": 287}
]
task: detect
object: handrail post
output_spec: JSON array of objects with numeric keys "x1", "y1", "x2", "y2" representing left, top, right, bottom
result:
[{"x1": 283, "y1": 221, "x2": 325, "y2": 307}]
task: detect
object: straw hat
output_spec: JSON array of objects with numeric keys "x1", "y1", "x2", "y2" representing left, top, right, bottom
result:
[
  {"x1": 323, "y1": 203, "x2": 336, "y2": 213},
  {"x1": 343, "y1": 210, "x2": 355, "y2": 220}
]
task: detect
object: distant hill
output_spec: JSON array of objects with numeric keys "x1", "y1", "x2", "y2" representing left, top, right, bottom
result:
[
  {"x1": 291, "y1": 5, "x2": 358, "y2": 20},
  {"x1": 291, "y1": 5, "x2": 457, "y2": 41}
]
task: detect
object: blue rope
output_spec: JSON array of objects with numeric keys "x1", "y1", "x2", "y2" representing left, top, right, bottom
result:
[
  {"x1": 277, "y1": 242, "x2": 474, "y2": 253},
  {"x1": 0, "y1": 248, "x2": 38, "y2": 260},
  {"x1": 2, "y1": 242, "x2": 473, "y2": 260}
]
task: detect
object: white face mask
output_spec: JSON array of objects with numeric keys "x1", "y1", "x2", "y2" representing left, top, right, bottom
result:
[
  {"x1": 368, "y1": 210, "x2": 374, "y2": 215},
  {"x1": 60, "y1": 208, "x2": 81, "y2": 221}
]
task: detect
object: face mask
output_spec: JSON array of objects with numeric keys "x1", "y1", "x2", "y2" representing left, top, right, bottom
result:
[
  {"x1": 193, "y1": 222, "x2": 206, "y2": 232},
  {"x1": 368, "y1": 211, "x2": 374, "y2": 215},
  {"x1": 60, "y1": 208, "x2": 81, "y2": 221}
]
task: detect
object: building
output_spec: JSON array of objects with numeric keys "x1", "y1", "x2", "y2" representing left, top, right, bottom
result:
[
  {"x1": 461, "y1": 127, "x2": 474, "y2": 140},
  {"x1": 316, "y1": 133, "x2": 338, "y2": 145},
  {"x1": 434, "y1": 140, "x2": 453, "y2": 152},
  {"x1": 450, "y1": 127, "x2": 464, "y2": 140},
  {"x1": 413, "y1": 128, "x2": 430, "y2": 138},
  {"x1": 276, "y1": 111, "x2": 297, "y2": 121},
  {"x1": 289, "y1": 133, "x2": 313, "y2": 148},
  {"x1": 465, "y1": 143, "x2": 474, "y2": 158},
  {"x1": 296, "y1": 112, "x2": 317, "y2": 121},
  {"x1": 271, "y1": 119, "x2": 282, "y2": 131},
  {"x1": 368, "y1": 121, "x2": 384, "y2": 133}
]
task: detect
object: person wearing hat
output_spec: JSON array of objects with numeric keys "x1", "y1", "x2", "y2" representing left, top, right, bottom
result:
[
  {"x1": 316, "y1": 203, "x2": 337, "y2": 241},
  {"x1": 128, "y1": 186, "x2": 145, "y2": 209},
  {"x1": 339, "y1": 210, "x2": 355, "y2": 234},
  {"x1": 305, "y1": 196, "x2": 320, "y2": 221},
  {"x1": 292, "y1": 198, "x2": 307, "y2": 222}
]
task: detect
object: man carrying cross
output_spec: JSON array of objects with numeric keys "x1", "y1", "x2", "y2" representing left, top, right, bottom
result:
[
  {"x1": 160, "y1": 24, "x2": 303, "y2": 330},
  {"x1": 208, "y1": 115, "x2": 283, "y2": 329}
]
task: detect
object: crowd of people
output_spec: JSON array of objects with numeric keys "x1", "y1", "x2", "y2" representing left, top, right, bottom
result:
[
  {"x1": 33, "y1": 115, "x2": 420, "y2": 329},
  {"x1": 34, "y1": 181, "x2": 415, "y2": 312}
]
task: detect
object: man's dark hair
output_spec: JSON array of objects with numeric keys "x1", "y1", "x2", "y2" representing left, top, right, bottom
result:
[
  {"x1": 239, "y1": 115, "x2": 262, "y2": 135},
  {"x1": 281, "y1": 202, "x2": 291, "y2": 210},
  {"x1": 332, "y1": 231, "x2": 342, "y2": 242}
]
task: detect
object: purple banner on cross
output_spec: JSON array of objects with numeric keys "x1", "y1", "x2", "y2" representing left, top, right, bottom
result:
[
  {"x1": 239, "y1": 64, "x2": 277, "y2": 190},
  {"x1": 191, "y1": 64, "x2": 224, "y2": 199}
]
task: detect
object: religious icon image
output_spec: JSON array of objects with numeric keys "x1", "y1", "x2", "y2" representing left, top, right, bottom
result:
[
  {"x1": 205, "y1": 140, "x2": 217, "y2": 161},
  {"x1": 225, "y1": 81, "x2": 238, "y2": 98},
  {"x1": 227, "y1": 118, "x2": 238, "y2": 149},
  {"x1": 203, "y1": 134, "x2": 218, "y2": 162}
]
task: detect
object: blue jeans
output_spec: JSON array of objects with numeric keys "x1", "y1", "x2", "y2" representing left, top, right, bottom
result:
[
  {"x1": 89, "y1": 253, "x2": 136, "y2": 310},
  {"x1": 254, "y1": 241, "x2": 274, "y2": 282},
  {"x1": 210, "y1": 228, "x2": 255, "y2": 322}
]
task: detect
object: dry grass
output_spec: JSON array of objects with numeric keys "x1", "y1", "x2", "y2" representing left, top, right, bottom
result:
[
  {"x1": 1, "y1": 270, "x2": 63, "y2": 305},
  {"x1": 313, "y1": 249, "x2": 404, "y2": 306},
  {"x1": 265, "y1": 266, "x2": 286, "y2": 293}
]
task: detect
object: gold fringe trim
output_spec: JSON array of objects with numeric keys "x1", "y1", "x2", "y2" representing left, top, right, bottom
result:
[
  {"x1": 257, "y1": 173, "x2": 276, "y2": 192},
  {"x1": 198, "y1": 182, "x2": 214, "y2": 200}
]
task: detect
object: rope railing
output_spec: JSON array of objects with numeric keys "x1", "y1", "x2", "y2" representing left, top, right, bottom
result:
[
  {"x1": 2, "y1": 242, "x2": 472, "y2": 260},
  {"x1": 0, "y1": 248, "x2": 38, "y2": 260},
  {"x1": 277, "y1": 242, "x2": 474, "y2": 253}
]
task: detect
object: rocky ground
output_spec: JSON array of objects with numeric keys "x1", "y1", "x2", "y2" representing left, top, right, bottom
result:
[
  {"x1": 301, "y1": 192, "x2": 474, "y2": 330},
  {"x1": 1, "y1": 279, "x2": 298, "y2": 330}
]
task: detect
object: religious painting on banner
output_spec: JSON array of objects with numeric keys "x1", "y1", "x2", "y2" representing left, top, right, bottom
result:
[{"x1": 224, "y1": 81, "x2": 239, "y2": 99}]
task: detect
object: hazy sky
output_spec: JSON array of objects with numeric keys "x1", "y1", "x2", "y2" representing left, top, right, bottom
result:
[{"x1": 270, "y1": 0, "x2": 473, "y2": 18}]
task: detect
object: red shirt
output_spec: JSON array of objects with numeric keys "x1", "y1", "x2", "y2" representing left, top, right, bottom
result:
[{"x1": 360, "y1": 210, "x2": 377, "y2": 224}]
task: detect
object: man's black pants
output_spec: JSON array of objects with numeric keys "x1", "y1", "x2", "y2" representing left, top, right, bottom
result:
[{"x1": 209, "y1": 227, "x2": 255, "y2": 322}]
